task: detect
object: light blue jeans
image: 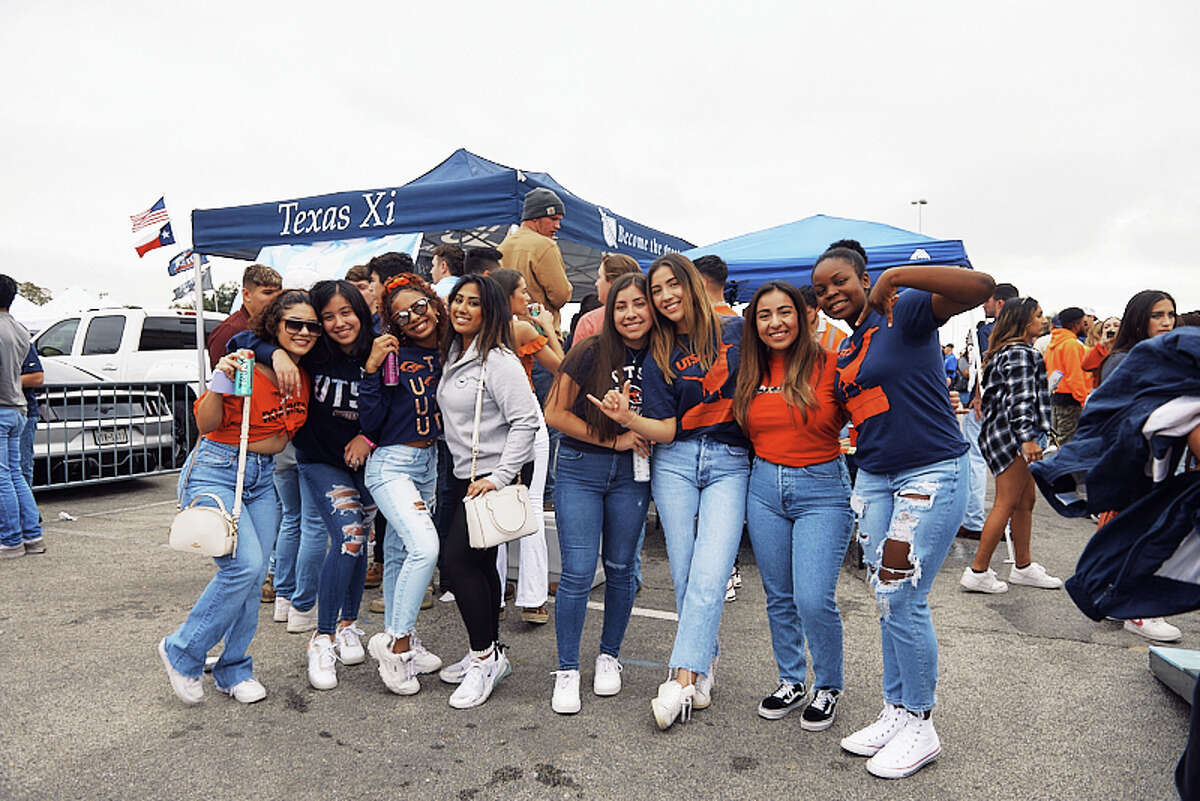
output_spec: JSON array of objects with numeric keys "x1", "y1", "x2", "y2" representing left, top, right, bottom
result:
[
  {"x1": 163, "y1": 438, "x2": 277, "y2": 687},
  {"x1": 746, "y1": 456, "x2": 853, "y2": 690},
  {"x1": 852, "y1": 453, "x2": 969, "y2": 712},
  {"x1": 364, "y1": 444, "x2": 439, "y2": 638},
  {"x1": 270, "y1": 444, "x2": 302, "y2": 598},
  {"x1": 0, "y1": 408, "x2": 40, "y2": 547},
  {"x1": 651, "y1": 436, "x2": 750, "y2": 675},
  {"x1": 553, "y1": 443, "x2": 650, "y2": 671},
  {"x1": 298, "y1": 461, "x2": 376, "y2": 635},
  {"x1": 960, "y1": 413, "x2": 987, "y2": 531}
]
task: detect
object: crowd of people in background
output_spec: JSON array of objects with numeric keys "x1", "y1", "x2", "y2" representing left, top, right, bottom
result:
[{"x1": 3, "y1": 187, "x2": 1185, "y2": 782}]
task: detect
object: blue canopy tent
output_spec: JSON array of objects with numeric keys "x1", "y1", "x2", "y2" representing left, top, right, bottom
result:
[
  {"x1": 682, "y1": 214, "x2": 973, "y2": 302},
  {"x1": 191, "y1": 148, "x2": 694, "y2": 299}
]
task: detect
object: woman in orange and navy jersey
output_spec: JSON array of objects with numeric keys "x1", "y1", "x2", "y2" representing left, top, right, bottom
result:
[
  {"x1": 733, "y1": 281, "x2": 852, "y2": 732},
  {"x1": 158, "y1": 290, "x2": 316, "y2": 707}
]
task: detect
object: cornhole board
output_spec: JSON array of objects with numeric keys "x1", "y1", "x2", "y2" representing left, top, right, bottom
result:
[{"x1": 1149, "y1": 646, "x2": 1200, "y2": 704}]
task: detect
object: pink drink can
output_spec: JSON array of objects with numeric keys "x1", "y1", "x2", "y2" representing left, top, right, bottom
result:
[{"x1": 382, "y1": 352, "x2": 400, "y2": 386}]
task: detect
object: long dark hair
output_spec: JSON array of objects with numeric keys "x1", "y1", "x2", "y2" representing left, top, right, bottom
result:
[
  {"x1": 646, "y1": 253, "x2": 722, "y2": 383},
  {"x1": 252, "y1": 289, "x2": 312, "y2": 343},
  {"x1": 307, "y1": 280, "x2": 373, "y2": 365},
  {"x1": 733, "y1": 281, "x2": 824, "y2": 429},
  {"x1": 382, "y1": 272, "x2": 449, "y2": 346},
  {"x1": 549, "y1": 272, "x2": 649, "y2": 443},
  {"x1": 443, "y1": 274, "x2": 513, "y2": 358},
  {"x1": 1109, "y1": 290, "x2": 1176, "y2": 357},
  {"x1": 489, "y1": 268, "x2": 525, "y2": 307},
  {"x1": 983, "y1": 297, "x2": 1041, "y2": 365}
]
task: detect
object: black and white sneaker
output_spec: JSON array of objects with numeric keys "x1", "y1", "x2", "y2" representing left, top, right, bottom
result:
[
  {"x1": 800, "y1": 687, "x2": 841, "y2": 731},
  {"x1": 757, "y1": 681, "x2": 807, "y2": 720}
]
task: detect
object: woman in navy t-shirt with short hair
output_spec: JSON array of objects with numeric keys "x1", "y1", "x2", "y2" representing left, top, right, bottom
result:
[{"x1": 811, "y1": 241, "x2": 994, "y2": 780}]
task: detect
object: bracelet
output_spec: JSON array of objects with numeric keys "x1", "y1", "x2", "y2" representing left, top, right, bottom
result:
[{"x1": 361, "y1": 435, "x2": 376, "y2": 450}]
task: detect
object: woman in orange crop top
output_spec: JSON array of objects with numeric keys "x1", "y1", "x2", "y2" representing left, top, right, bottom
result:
[
  {"x1": 732, "y1": 280, "x2": 853, "y2": 732},
  {"x1": 490, "y1": 268, "x2": 560, "y2": 622},
  {"x1": 158, "y1": 290, "x2": 317, "y2": 706}
]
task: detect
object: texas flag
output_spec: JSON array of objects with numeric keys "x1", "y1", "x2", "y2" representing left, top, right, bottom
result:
[{"x1": 136, "y1": 222, "x2": 175, "y2": 258}]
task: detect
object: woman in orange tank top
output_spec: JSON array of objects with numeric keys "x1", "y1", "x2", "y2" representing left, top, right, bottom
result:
[{"x1": 158, "y1": 290, "x2": 316, "y2": 706}]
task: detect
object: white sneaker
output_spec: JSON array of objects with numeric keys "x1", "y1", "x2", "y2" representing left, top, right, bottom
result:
[
  {"x1": 219, "y1": 678, "x2": 267, "y2": 704},
  {"x1": 157, "y1": 638, "x2": 202, "y2": 705},
  {"x1": 840, "y1": 703, "x2": 908, "y2": 756},
  {"x1": 439, "y1": 651, "x2": 472, "y2": 685},
  {"x1": 409, "y1": 633, "x2": 443, "y2": 674},
  {"x1": 651, "y1": 680, "x2": 694, "y2": 730},
  {"x1": 334, "y1": 623, "x2": 365, "y2": 665},
  {"x1": 439, "y1": 590, "x2": 456, "y2": 603},
  {"x1": 307, "y1": 634, "x2": 338, "y2": 690},
  {"x1": 866, "y1": 712, "x2": 940, "y2": 779},
  {"x1": 593, "y1": 654, "x2": 622, "y2": 697},
  {"x1": 1008, "y1": 562, "x2": 1064, "y2": 589},
  {"x1": 693, "y1": 655, "x2": 718, "y2": 710},
  {"x1": 273, "y1": 596, "x2": 290, "y2": 623},
  {"x1": 287, "y1": 604, "x2": 317, "y2": 634},
  {"x1": 448, "y1": 650, "x2": 504, "y2": 709},
  {"x1": 725, "y1": 575, "x2": 737, "y2": 602},
  {"x1": 367, "y1": 633, "x2": 419, "y2": 695},
  {"x1": 959, "y1": 567, "x2": 1009, "y2": 594},
  {"x1": 552, "y1": 670, "x2": 581, "y2": 714},
  {"x1": 1124, "y1": 617, "x2": 1183, "y2": 642}
]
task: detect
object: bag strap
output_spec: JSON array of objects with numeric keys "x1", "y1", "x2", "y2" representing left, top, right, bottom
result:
[
  {"x1": 469, "y1": 357, "x2": 487, "y2": 482},
  {"x1": 231, "y1": 394, "x2": 251, "y2": 521}
]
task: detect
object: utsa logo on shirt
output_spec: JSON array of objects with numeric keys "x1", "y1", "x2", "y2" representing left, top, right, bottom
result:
[{"x1": 835, "y1": 327, "x2": 890, "y2": 426}]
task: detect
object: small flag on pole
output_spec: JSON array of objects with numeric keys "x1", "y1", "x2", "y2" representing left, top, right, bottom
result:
[
  {"x1": 131, "y1": 197, "x2": 171, "y2": 233},
  {"x1": 172, "y1": 267, "x2": 214, "y2": 300},
  {"x1": 168, "y1": 249, "x2": 209, "y2": 276},
  {"x1": 136, "y1": 222, "x2": 175, "y2": 258}
]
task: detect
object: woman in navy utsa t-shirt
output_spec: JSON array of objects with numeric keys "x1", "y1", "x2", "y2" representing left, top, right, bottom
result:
[
  {"x1": 591, "y1": 253, "x2": 749, "y2": 732},
  {"x1": 811, "y1": 241, "x2": 993, "y2": 780}
]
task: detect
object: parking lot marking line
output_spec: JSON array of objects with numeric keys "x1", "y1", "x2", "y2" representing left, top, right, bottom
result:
[
  {"x1": 74, "y1": 499, "x2": 178, "y2": 518},
  {"x1": 586, "y1": 600, "x2": 678, "y2": 622},
  {"x1": 40, "y1": 524, "x2": 167, "y2": 548}
]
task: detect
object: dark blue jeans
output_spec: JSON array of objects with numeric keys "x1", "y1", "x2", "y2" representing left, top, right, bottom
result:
[
  {"x1": 552, "y1": 443, "x2": 650, "y2": 671},
  {"x1": 297, "y1": 461, "x2": 377, "y2": 635}
]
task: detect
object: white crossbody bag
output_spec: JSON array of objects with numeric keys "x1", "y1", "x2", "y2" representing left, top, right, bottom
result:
[
  {"x1": 462, "y1": 358, "x2": 538, "y2": 549},
  {"x1": 167, "y1": 395, "x2": 251, "y2": 558}
]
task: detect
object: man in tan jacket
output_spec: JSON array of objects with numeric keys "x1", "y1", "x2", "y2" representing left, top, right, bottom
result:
[{"x1": 498, "y1": 187, "x2": 572, "y2": 332}]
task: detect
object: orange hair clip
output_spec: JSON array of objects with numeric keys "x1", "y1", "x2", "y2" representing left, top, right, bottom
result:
[{"x1": 384, "y1": 275, "x2": 412, "y2": 292}]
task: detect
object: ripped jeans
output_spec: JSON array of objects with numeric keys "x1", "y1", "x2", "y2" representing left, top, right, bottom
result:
[
  {"x1": 364, "y1": 443, "x2": 439, "y2": 638},
  {"x1": 297, "y1": 461, "x2": 377, "y2": 635},
  {"x1": 852, "y1": 453, "x2": 968, "y2": 712}
]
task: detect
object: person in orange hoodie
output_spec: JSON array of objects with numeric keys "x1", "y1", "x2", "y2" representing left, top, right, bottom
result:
[{"x1": 1043, "y1": 307, "x2": 1089, "y2": 445}]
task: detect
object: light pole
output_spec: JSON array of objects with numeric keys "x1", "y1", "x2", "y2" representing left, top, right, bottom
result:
[{"x1": 911, "y1": 199, "x2": 927, "y2": 233}]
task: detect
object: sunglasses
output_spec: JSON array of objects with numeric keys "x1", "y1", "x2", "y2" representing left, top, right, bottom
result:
[
  {"x1": 393, "y1": 297, "x2": 431, "y2": 327},
  {"x1": 283, "y1": 319, "x2": 323, "y2": 335}
]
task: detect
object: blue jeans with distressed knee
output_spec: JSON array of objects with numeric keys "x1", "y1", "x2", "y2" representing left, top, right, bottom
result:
[
  {"x1": 851, "y1": 453, "x2": 968, "y2": 712},
  {"x1": 297, "y1": 462, "x2": 376, "y2": 635}
]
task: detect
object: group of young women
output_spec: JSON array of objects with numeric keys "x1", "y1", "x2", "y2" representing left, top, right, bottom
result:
[{"x1": 158, "y1": 242, "x2": 998, "y2": 780}]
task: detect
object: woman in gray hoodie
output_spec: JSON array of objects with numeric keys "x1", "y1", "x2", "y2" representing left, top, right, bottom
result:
[{"x1": 435, "y1": 274, "x2": 541, "y2": 709}]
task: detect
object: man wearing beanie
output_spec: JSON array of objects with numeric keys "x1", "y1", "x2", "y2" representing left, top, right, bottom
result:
[
  {"x1": 498, "y1": 187, "x2": 573, "y2": 332},
  {"x1": 1044, "y1": 306, "x2": 1089, "y2": 445}
]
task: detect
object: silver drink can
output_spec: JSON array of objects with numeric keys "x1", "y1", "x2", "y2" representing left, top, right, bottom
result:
[{"x1": 633, "y1": 450, "x2": 650, "y2": 482}]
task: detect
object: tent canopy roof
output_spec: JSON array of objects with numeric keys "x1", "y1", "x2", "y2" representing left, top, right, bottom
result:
[
  {"x1": 191, "y1": 148, "x2": 694, "y2": 263},
  {"x1": 682, "y1": 214, "x2": 972, "y2": 300}
]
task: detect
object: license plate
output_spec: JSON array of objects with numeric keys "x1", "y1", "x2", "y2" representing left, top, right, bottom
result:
[{"x1": 94, "y1": 429, "x2": 129, "y2": 445}]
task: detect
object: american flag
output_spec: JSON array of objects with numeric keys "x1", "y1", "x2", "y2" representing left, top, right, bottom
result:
[{"x1": 131, "y1": 197, "x2": 170, "y2": 233}]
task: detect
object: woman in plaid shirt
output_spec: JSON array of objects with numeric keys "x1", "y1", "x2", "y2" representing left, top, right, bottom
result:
[{"x1": 960, "y1": 297, "x2": 1062, "y2": 594}]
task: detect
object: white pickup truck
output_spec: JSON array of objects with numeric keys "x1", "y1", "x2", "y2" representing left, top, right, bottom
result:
[{"x1": 32, "y1": 307, "x2": 224, "y2": 384}]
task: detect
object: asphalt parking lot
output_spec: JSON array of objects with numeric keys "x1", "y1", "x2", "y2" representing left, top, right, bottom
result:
[{"x1": 0, "y1": 474, "x2": 1191, "y2": 801}]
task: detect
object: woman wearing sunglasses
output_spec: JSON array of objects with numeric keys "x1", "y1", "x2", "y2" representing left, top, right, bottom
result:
[
  {"x1": 359, "y1": 273, "x2": 449, "y2": 695},
  {"x1": 158, "y1": 290, "x2": 316, "y2": 705},
  {"x1": 237, "y1": 280, "x2": 385, "y2": 690},
  {"x1": 436, "y1": 274, "x2": 541, "y2": 709}
]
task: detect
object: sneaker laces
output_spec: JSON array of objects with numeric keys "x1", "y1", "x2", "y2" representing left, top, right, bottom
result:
[
  {"x1": 336, "y1": 623, "x2": 364, "y2": 649},
  {"x1": 596, "y1": 654, "x2": 621, "y2": 675},
  {"x1": 810, "y1": 688, "x2": 837, "y2": 713},
  {"x1": 770, "y1": 681, "x2": 798, "y2": 702},
  {"x1": 552, "y1": 670, "x2": 576, "y2": 689},
  {"x1": 310, "y1": 635, "x2": 340, "y2": 669}
]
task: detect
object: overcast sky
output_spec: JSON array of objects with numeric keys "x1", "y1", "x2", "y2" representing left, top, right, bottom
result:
[{"x1": 2, "y1": 1, "x2": 1197, "y2": 327}]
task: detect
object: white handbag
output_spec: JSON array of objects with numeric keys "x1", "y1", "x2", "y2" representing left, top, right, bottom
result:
[
  {"x1": 168, "y1": 395, "x2": 251, "y2": 558},
  {"x1": 462, "y1": 359, "x2": 538, "y2": 549}
]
